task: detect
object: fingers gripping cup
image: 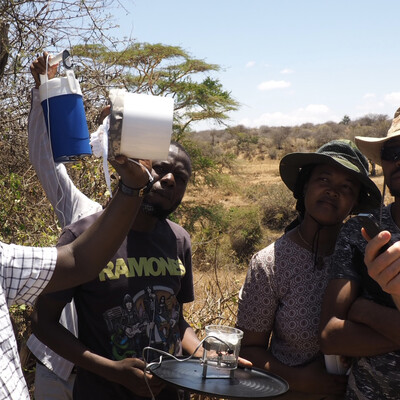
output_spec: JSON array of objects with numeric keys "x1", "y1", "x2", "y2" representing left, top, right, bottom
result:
[{"x1": 202, "y1": 325, "x2": 243, "y2": 378}]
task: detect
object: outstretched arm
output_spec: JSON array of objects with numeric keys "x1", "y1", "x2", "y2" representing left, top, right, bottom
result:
[
  {"x1": 43, "y1": 156, "x2": 151, "y2": 294},
  {"x1": 29, "y1": 53, "x2": 101, "y2": 228}
]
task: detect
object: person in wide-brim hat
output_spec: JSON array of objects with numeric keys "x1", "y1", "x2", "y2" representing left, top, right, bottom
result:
[
  {"x1": 237, "y1": 139, "x2": 381, "y2": 398},
  {"x1": 279, "y1": 139, "x2": 381, "y2": 213},
  {"x1": 355, "y1": 107, "x2": 400, "y2": 165}
]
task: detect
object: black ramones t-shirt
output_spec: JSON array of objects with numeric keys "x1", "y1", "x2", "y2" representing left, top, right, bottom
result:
[{"x1": 52, "y1": 212, "x2": 194, "y2": 400}]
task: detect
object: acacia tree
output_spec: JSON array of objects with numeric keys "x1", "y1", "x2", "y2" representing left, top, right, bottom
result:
[{"x1": 70, "y1": 42, "x2": 239, "y2": 140}]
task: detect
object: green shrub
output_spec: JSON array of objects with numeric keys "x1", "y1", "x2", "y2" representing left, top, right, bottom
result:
[
  {"x1": 204, "y1": 172, "x2": 239, "y2": 195},
  {"x1": 258, "y1": 183, "x2": 297, "y2": 231},
  {"x1": 172, "y1": 203, "x2": 238, "y2": 270},
  {"x1": 227, "y1": 206, "x2": 262, "y2": 263}
]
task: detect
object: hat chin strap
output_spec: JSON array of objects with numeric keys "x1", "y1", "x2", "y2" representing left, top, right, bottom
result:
[
  {"x1": 305, "y1": 213, "x2": 341, "y2": 269},
  {"x1": 306, "y1": 221, "x2": 323, "y2": 270}
]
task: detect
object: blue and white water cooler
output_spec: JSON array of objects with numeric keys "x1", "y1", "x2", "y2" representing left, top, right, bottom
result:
[{"x1": 39, "y1": 50, "x2": 92, "y2": 162}]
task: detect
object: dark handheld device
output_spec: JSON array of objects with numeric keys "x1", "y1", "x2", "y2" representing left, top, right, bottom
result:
[
  {"x1": 355, "y1": 213, "x2": 397, "y2": 308},
  {"x1": 356, "y1": 213, "x2": 392, "y2": 253}
]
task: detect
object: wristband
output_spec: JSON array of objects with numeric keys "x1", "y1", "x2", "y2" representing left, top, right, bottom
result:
[{"x1": 118, "y1": 179, "x2": 154, "y2": 197}]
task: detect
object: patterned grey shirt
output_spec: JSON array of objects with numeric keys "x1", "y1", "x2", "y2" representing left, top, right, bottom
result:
[
  {"x1": 332, "y1": 205, "x2": 400, "y2": 400},
  {"x1": 237, "y1": 235, "x2": 332, "y2": 366}
]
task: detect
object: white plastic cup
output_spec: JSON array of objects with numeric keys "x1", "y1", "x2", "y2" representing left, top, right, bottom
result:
[
  {"x1": 203, "y1": 325, "x2": 243, "y2": 370},
  {"x1": 324, "y1": 354, "x2": 349, "y2": 375},
  {"x1": 108, "y1": 91, "x2": 174, "y2": 160}
]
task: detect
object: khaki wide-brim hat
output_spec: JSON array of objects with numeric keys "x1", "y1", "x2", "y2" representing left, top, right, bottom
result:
[
  {"x1": 355, "y1": 107, "x2": 400, "y2": 165},
  {"x1": 279, "y1": 139, "x2": 381, "y2": 213}
]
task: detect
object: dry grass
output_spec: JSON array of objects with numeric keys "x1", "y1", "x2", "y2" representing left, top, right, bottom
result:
[{"x1": 185, "y1": 157, "x2": 282, "y2": 208}]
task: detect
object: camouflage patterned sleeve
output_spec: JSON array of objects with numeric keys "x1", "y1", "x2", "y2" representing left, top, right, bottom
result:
[{"x1": 330, "y1": 217, "x2": 364, "y2": 282}]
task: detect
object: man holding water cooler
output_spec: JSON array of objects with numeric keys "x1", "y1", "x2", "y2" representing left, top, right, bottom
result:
[{"x1": 319, "y1": 108, "x2": 400, "y2": 399}]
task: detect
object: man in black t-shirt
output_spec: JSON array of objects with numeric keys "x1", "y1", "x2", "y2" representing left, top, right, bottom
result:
[{"x1": 33, "y1": 143, "x2": 202, "y2": 400}]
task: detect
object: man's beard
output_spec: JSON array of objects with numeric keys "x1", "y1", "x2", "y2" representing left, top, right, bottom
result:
[{"x1": 141, "y1": 199, "x2": 179, "y2": 219}]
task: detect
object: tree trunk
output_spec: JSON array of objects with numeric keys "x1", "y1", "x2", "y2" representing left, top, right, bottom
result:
[{"x1": 0, "y1": 21, "x2": 9, "y2": 80}]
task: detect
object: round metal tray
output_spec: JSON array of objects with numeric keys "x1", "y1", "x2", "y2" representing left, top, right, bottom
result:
[{"x1": 148, "y1": 358, "x2": 289, "y2": 399}]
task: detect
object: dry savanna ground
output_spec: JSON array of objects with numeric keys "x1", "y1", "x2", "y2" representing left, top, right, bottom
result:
[{"x1": 184, "y1": 157, "x2": 283, "y2": 336}]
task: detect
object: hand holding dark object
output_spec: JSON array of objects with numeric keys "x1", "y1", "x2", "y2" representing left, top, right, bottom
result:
[
  {"x1": 357, "y1": 213, "x2": 392, "y2": 253},
  {"x1": 110, "y1": 358, "x2": 165, "y2": 397},
  {"x1": 362, "y1": 227, "x2": 400, "y2": 309}
]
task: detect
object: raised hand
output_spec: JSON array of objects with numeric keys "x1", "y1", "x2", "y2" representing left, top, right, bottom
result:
[
  {"x1": 109, "y1": 156, "x2": 152, "y2": 192},
  {"x1": 30, "y1": 51, "x2": 59, "y2": 88}
]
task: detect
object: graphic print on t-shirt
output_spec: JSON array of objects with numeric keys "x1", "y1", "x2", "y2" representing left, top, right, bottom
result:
[{"x1": 103, "y1": 285, "x2": 181, "y2": 361}]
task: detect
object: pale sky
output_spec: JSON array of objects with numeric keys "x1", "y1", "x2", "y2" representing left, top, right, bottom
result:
[{"x1": 114, "y1": 0, "x2": 400, "y2": 130}]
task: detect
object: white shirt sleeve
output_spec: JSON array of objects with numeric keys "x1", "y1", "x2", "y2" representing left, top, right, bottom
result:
[
  {"x1": 27, "y1": 89, "x2": 103, "y2": 379},
  {"x1": 28, "y1": 89, "x2": 102, "y2": 227}
]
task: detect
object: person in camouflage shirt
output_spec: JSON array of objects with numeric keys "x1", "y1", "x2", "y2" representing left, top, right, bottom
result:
[{"x1": 320, "y1": 107, "x2": 400, "y2": 400}]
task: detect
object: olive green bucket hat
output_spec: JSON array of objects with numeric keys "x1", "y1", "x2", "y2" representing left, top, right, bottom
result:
[
  {"x1": 355, "y1": 107, "x2": 400, "y2": 166},
  {"x1": 279, "y1": 139, "x2": 381, "y2": 213}
]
